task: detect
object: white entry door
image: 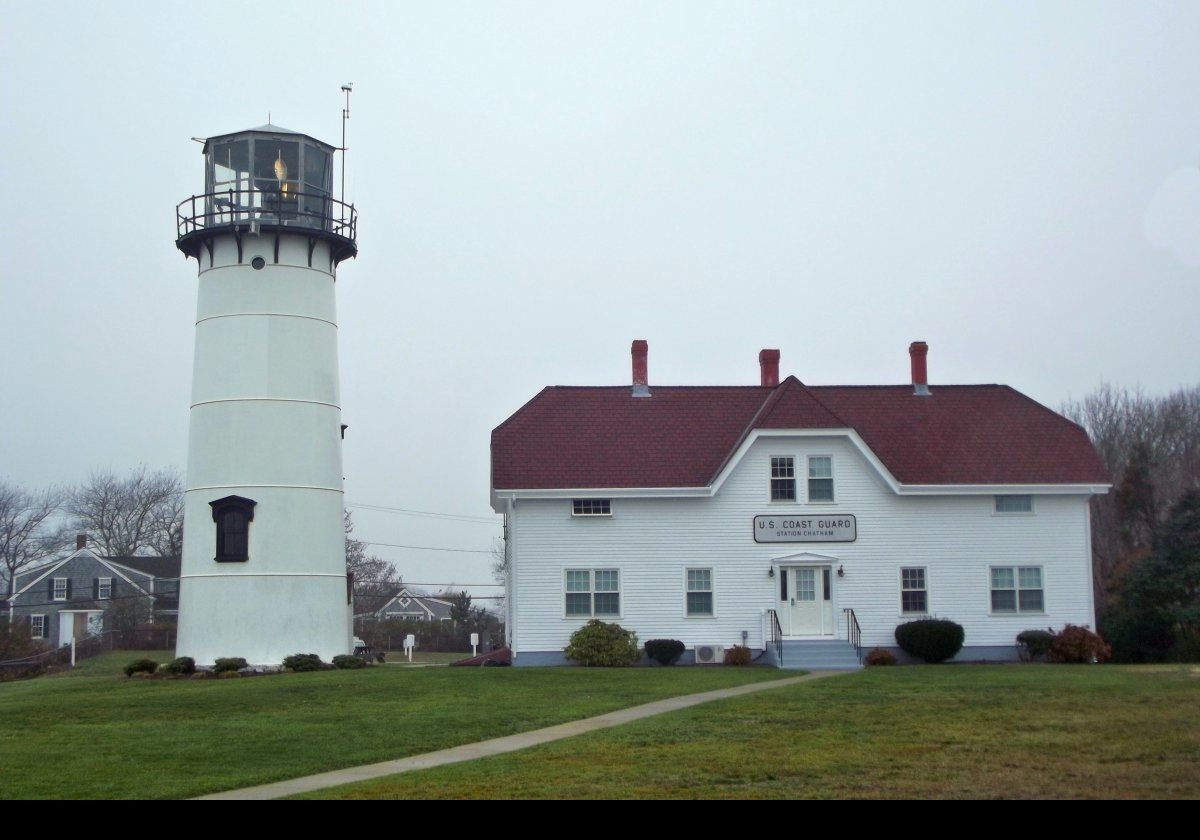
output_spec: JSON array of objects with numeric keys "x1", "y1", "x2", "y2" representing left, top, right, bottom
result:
[{"x1": 781, "y1": 566, "x2": 834, "y2": 636}]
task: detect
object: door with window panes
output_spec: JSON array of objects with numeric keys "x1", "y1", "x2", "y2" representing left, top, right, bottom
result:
[{"x1": 780, "y1": 566, "x2": 834, "y2": 635}]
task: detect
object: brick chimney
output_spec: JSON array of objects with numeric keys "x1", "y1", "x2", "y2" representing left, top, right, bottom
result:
[
  {"x1": 909, "y1": 341, "x2": 930, "y2": 396},
  {"x1": 631, "y1": 339, "x2": 650, "y2": 397},
  {"x1": 759, "y1": 349, "x2": 780, "y2": 387},
  {"x1": 76, "y1": 534, "x2": 87, "y2": 550}
]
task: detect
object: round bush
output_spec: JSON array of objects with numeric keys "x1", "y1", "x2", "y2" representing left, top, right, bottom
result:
[
  {"x1": 332, "y1": 654, "x2": 368, "y2": 669},
  {"x1": 212, "y1": 657, "x2": 248, "y2": 673},
  {"x1": 1016, "y1": 629, "x2": 1055, "y2": 662},
  {"x1": 123, "y1": 658, "x2": 159, "y2": 677},
  {"x1": 865, "y1": 648, "x2": 897, "y2": 666},
  {"x1": 643, "y1": 639, "x2": 685, "y2": 666},
  {"x1": 163, "y1": 656, "x2": 196, "y2": 675},
  {"x1": 283, "y1": 653, "x2": 324, "y2": 672},
  {"x1": 1048, "y1": 625, "x2": 1112, "y2": 663},
  {"x1": 894, "y1": 618, "x2": 964, "y2": 663},
  {"x1": 564, "y1": 620, "x2": 641, "y2": 667},
  {"x1": 723, "y1": 645, "x2": 752, "y2": 666}
]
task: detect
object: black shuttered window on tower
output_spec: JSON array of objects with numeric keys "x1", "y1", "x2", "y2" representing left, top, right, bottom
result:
[{"x1": 209, "y1": 495, "x2": 257, "y2": 563}]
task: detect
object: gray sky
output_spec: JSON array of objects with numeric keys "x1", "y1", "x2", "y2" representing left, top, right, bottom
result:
[{"x1": 2, "y1": 2, "x2": 1198, "y2": 596}]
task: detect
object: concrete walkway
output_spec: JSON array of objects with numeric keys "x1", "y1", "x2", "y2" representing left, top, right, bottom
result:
[{"x1": 197, "y1": 670, "x2": 844, "y2": 800}]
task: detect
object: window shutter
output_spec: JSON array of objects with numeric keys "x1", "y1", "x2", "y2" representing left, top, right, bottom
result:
[
  {"x1": 93, "y1": 579, "x2": 100, "y2": 599},
  {"x1": 66, "y1": 579, "x2": 72, "y2": 600},
  {"x1": 48, "y1": 579, "x2": 54, "y2": 599},
  {"x1": 111, "y1": 579, "x2": 118, "y2": 598}
]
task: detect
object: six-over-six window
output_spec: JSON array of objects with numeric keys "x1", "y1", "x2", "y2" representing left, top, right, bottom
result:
[
  {"x1": 686, "y1": 568, "x2": 713, "y2": 616},
  {"x1": 991, "y1": 566, "x2": 1044, "y2": 613},
  {"x1": 900, "y1": 567, "x2": 927, "y2": 613},
  {"x1": 565, "y1": 569, "x2": 620, "y2": 617}
]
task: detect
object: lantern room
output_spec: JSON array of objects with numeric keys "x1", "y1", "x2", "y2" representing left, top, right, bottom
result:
[{"x1": 176, "y1": 123, "x2": 357, "y2": 264}]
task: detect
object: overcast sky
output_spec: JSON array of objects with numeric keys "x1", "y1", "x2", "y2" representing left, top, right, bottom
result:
[{"x1": 1, "y1": 2, "x2": 1197, "y2": 597}]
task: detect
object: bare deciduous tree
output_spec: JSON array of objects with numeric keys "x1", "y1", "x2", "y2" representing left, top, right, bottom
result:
[
  {"x1": 0, "y1": 481, "x2": 67, "y2": 597},
  {"x1": 67, "y1": 467, "x2": 183, "y2": 558},
  {"x1": 345, "y1": 511, "x2": 401, "y2": 616}
]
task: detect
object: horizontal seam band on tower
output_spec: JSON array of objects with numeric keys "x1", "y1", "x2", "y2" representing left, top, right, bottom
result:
[
  {"x1": 191, "y1": 397, "x2": 341, "y2": 409},
  {"x1": 186, "y1": 484, "x2": 343, "y2": 493},
  {"x1": 180, "y1": 573, "x2": 347, "y2": 580},
  {"x1": 197, "y1": 264, "x2": 334, "y2": 279},
  {"x1": 196, "y1": 313, "x2": 338, "y2": 328}
]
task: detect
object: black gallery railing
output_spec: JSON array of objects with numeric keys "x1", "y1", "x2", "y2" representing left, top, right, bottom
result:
[{"x1": 176, "y1": 189, "x2": 357, "y2": 245}]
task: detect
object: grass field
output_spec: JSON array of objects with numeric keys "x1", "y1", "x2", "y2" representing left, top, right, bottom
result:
[
  {"x1": 307, "y1": 664, "x2": 1200, "y2": 800},
  {"x1": 382, "y1": 651, "x2": 473, "y2": 665},
  {"x1": 0, "y1": 651, "x2": 785, "y2": 799}
]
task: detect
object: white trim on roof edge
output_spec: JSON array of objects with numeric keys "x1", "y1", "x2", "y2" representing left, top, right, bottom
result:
[{"x1": 491, "y1": 428, "x2": 1110, "y2": 510}]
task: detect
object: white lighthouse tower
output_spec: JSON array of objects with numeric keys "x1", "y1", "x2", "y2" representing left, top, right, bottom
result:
[{"x1": 174, "y1": 124, "x2": 357, "y2": 665}]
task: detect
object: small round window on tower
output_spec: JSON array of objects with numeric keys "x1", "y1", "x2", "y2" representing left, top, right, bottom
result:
[{"x1": 251, "y1": 256, "x2": 266, "y2": 270}]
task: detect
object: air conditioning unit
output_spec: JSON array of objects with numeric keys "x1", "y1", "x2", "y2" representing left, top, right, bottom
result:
[{"x1": 694, "y1": 644, "x2": 725, "y2": 665}]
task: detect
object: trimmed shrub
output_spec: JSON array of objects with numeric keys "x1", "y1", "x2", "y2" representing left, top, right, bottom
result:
[
  {"x1": 1016, "y1": 629, "x2": 1055, "y2": 662},
  {"x1": 564, "y1": 620, "x2": 641, "y2": 667},
  {"x1": 163, "y1": 656, "x2": 196, "y2": 675},
  {"x1": 212, "y1": 657, "x2": 248, "y2": 673},
  {"x1": 865, "y1": 648, "x2": 897, "y2": 666},
  {"x1": 894, "y1": 618, "x2": 964, "y2": 663},
  {"x1": 332, "y1": 654, "x2": 367, "y2": 669},
  {"x1": 644, "y1": 638, "x2": 686, "y2": 666},
  {"x1": 283, "y1": 653, "x2": 324, "y2": 672},
  {"x1": 1048, "y1": 625, "x2": 1112, "y2": 663},
  {"x1": 723, "y1": 645, "x2": 752, "y2": 666},
  {"x1": 123, "y1": 658, "x2": 159, "y2": 677}
]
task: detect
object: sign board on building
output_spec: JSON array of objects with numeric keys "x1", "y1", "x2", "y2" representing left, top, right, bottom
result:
[{"x1": 753, "y1": 514, "x2": 857, "y2": 543}]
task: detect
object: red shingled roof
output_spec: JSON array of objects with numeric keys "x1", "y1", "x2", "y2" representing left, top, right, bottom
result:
[{"x1": 491, "y1": 376, "x2": 1109, "y2": 490}]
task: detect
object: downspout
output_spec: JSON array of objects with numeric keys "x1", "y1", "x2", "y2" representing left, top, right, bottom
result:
[{"x1": 505, "y1": 496, "x2": 516, "y2": 658}]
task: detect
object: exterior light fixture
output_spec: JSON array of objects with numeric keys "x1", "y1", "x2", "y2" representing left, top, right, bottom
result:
[
  {"x1": 768, "y1": 567, "x2": 775, "y2": 578},
  {"x1": 837, "y1": 565, "x2": 845, "y2": 578}
]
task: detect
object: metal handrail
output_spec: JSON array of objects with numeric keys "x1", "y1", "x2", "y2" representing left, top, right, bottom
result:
[
  {"x1": 176, "y1": 188, "x2": 357, "y2": 245},
  {"x1": 843, "y1": 607, "x2": 862, "y2": 663},
  {"x1": 766, "y1": 608, "x2": 783, "y2": 667}
]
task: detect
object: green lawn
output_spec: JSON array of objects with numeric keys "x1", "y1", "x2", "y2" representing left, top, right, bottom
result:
[
  {"x1": 382, "y1": 651, "x2": 474, "y2": 665},
  {"x1": 307, "y1": 665, "x2": 1200, "y2": 800},
  {"x1": 0, "y1": 652, "x2": 784, "y2": 799}
]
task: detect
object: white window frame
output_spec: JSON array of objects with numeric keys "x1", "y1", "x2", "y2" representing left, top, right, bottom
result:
[
  {"x1": 563, "y1": 568, "x2": 621, "y2": 618},
  {"x1": 994, "y1": 495, "x2": 1034, "y2": 514},
  {"x1": 98, "y1": 577, "x2": 113, "y2": 600},
  {"x1": 52, "y1": 578, "x2": 67, "y2": 601},
  {"x1": 899, "y1": 567, "x2": 928, "y2": 615},
  {"x1": 770, "y1": 456, "x2": 796, "y2": 502},
  {"x1": 807, "y1": 455, "x2": 835, "y2": 503},
  {"x1": 684, "y1": 567, "x2": 714, "y2": 617},
  {"x1": 30, "y1": 614, "x2": 46, "y2": 639},
  {"x1": 989, "y1": 565, "x2": 1045, "y2": 614},
  {"x1": 571, "y1": 499, "x2": 612, "y2": 517}
]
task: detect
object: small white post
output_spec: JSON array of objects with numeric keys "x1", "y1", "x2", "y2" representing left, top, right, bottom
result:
[
  {"x1": 404, "y1": 634, "x2": 415, "y2": 663},
  {"x1": 470, "y1": 632, "x2": 479, "y2": 657},
  {"x1": 70, "y1": 638, "x2": 76, "y2": 668}
]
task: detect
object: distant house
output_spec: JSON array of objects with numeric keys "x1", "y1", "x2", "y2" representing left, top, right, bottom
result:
[
  {"x1": 6, "y1": 538, "x2": 180, "y2": 648},
  {"x1": 372, "y1": 588, "x2": 454, "y2": 622}
]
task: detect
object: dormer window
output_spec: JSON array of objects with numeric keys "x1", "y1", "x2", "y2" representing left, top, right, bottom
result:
[{"x1": 209, "y1": 495, "x2": 257, "y2": 563}]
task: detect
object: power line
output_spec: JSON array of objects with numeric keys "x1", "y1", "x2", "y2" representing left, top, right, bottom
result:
[
  {"x1": 347, "y1": 502, "x2": 499, "y2": 525},
  {"x1": 360, "y1": 540, "x2": 494, "y2": 555}
]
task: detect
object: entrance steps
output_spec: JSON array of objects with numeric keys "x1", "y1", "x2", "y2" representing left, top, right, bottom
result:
[{"x1": 775, "y1": 639, "x2": 862, "y2": 670}]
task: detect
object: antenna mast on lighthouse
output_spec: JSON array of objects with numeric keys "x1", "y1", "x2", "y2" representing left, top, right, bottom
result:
[{"x1": 340, "y1": 83, "x2": 353, "y2": 206}]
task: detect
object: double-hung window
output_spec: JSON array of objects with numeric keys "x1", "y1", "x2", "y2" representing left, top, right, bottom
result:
[
  {"x1": 565, "y1": 569, "x2": 620, "y2": 617},
  {"x1": 808, "y1": 456, "x2": 834, "y2": 502},
  {"x1": 30, "y1": 615, "x2": 46, "y2": 639},
  {"x1": 770, "y1": 457, "x2": 796, "y2": 501},
  {"x1": 991, "y1": 566, "x2": 1044, "y2": 613},
  {"x1": 900, "y1": 567, "x2": 927, "y2": 614},
  {"x1": 686, "y1": 568, "x2": 713, "y2": 616},
  {"x1": 52, "y1": 578, "x2": 68, "y2": 601},
  {"x1": 97, "y1": 578, "x2": 113, "y2": 600}
]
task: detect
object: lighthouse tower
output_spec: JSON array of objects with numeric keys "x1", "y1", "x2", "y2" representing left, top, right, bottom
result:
[{"x1": 174, "y1": 124, "x2": 358, "y2": 665}]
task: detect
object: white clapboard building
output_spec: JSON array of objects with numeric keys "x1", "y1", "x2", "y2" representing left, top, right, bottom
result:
[{"x1": 490, "y1": 341, "x2": 1110, "y2": 668}]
